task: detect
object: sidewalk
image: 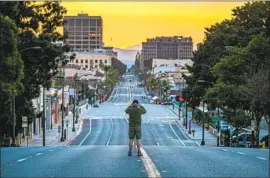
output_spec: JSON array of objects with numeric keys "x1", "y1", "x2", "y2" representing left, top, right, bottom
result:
[
  {"x1": 167, "y1": 104, "x2": 217, "y2": 147},
  {"x1": 20, "y1": 104, "x2": 88, "y2": 147}
]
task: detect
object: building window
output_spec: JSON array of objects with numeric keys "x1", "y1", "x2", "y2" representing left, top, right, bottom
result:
[
  {"x1": 104, "y1": 60, "x2": 107, "y2": 63},
  {"x1": 95, "y1": 60, "x2": 98, "y2": 63},
  {"x1": 75, "y1": 19, "x2": 81, "y2": 26},
  {"x1": 76, "y1": 60, "x2": 78, "y2": 63},
  {"x1": 95, "y1": 65, "x2": 98, "y2": 68},
  {"x1": 83, "y1": 19, "x2": 89, "y2": 26},
  {"x1": 85, "y1": 60, "x2": 88, "y2": 63},
  {"x1": 81, "y1": 60, "x2": 83, "y2": 63},
  {"x1": 85, "y1": 65, "x2": 88, "y2": 69},
  {"x1": 90, "y1": 19, "x2": 96, "y2": 26}
]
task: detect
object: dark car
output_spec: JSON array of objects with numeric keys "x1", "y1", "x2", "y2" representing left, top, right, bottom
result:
[{"x1": 93, "y1": 103, "x2": 99, "y2": 108}]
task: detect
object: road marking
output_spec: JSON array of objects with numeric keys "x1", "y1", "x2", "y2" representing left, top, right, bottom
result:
[
  {"x1": 49, "y1": 150, "x2": 54, "y2": 152},
  {"x1": 35, "y1": 153, "x2": 43, "y2": 156},
  {"x1": 169, "y1": 122, "x2": 186, "y2": 146},
  {"x1": 237, "y1": 152, "x2": 245, "y2": 155},
  {"x1": 79, "y1": 118, "x2": 92, "y2": 146},
  {"x1": 17, "y1": 157, "x2": 29, "y2": 162},
  {"x1": 140, "y1": 148, "x2": 161, "y2": 178},
  {"x1": 106, "y1": 118, "x2": 114, "y2": 146},
  {"x1": 146, "y1": 119, "x2": 159, "y2": 146},
  {"x1": 256, "y1": 157, "x2": 267, "y2": 160},
  {"x1": 221, "y1": 149, "x2": 228, "y2": 152},
  {"x1": 195, "y1": 142, "x2": 201, "y2": 147}
]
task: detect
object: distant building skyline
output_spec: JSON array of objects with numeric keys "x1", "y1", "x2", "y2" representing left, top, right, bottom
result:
[{"x1": 61, "y1": 2, "x2": 243, "y2": 48}]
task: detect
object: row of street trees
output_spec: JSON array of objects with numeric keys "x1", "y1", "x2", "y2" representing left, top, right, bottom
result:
[
  {"x1": 138, "y1": 72, "x2": 172, "y2": 102},
  {"x1": 0, "y1": 2, "x2": 72, "y2": 146},
  {"x1": 183, "y1": 1, "x2": 270, "y2": 147}
]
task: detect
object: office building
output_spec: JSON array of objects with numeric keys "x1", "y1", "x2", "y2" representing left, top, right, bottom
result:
[
  {"x1": 64, "y1": 13, "x2": 103, "y2": 51},
  {"x1": 142, "y1": 36, "x2": 193, "y2": 61}
]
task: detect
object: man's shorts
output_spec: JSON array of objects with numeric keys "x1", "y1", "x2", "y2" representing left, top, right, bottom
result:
[{"x1": 129, "y1": 126, "x2": 141, "y2": 139}]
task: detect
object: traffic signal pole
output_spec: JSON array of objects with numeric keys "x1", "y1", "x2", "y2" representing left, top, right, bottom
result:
[{"x1": 185, "y1": 101, "x2": 188, "y2": 130}]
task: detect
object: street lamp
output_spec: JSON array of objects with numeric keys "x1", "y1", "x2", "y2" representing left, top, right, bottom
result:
[
  {"x1": 201, "y1": 100, "x2": 206, "y2": 146},
  {"x1": 54, "y1": 69, "x2": 65, "y2": 142},
  {"x1": 72, "y1": 78, "x2": 80, "y2": 131},
  {"x1": 197, "y1": 79, "x2": 214, "y2": 146},
  {"x1": 10, "y1": 46, "x2": 41, "y2": 147}
]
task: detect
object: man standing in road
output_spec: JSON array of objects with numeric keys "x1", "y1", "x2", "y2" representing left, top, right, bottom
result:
[{"x1": 125, "y1": 99, "x2": 146, "y2": 156}]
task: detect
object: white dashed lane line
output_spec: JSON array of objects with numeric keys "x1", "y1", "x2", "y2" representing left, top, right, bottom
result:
[
  {"x1": 221, "y1": 149, "x2": 268, "y2": 161},
  {"x1": 36, "y1": 153, "x2": 44, "y2": 156},
  {"x1": 49, "y1": 150, "x2": 54, "y2": 152},
  {"x1": 256, "y1": 157, "x2": 267, "y2": 160},
  {"x1": 17, "y1": 157, "x2": 30, "y2": 162}
]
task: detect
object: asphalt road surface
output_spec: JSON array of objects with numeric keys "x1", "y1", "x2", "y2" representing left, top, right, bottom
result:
[{"x1": 1, "y1": 75, "x2": 269, "y2": 177}]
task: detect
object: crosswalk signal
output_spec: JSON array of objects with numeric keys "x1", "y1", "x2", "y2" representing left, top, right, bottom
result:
[{"x1": 175, "y1": 96, "x2": 185, "y2": 102}]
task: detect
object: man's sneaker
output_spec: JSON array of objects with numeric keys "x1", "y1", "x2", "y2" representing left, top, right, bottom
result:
[
  {"x1": 138, "y1": 152, "x2": 143, "y2": 156},
  {"x1": 128, "y1": 151, "x2": 132, "y2": 156}
]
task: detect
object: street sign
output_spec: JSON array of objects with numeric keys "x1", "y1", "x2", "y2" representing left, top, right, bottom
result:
[
  {"x1": 52, "y1": 97, "x2": 58, "y2": 103},
  {"x1": 22, "y1": 116, "x2": 28, "y2": 128},
  {"x1": 45, "y1": 98, "x2": 48, "y2": 102},
  {"x1": 211, "y1": 116, "x2": 223, "y2": 121}
]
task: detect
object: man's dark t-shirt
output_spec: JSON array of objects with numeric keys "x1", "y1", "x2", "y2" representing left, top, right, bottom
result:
[{"x1": 125, "y1": 104, "x2": 146, "y2": 127}]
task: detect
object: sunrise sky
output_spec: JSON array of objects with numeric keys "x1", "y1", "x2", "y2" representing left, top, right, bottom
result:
[{"x1": 61, "y1": 2, "x2": 244, "y2": 49}]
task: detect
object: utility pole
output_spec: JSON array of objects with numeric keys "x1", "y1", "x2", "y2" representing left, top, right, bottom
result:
[
  {"x1": 72, "y1": 80, "x2": 76, "y2": 132},
  {"x1": 201, "y1": 101, "x2": 205, "y2": 145},
  {"x1": 185, "y1": 101, "x2": 188, "y2": 130},
  {"x1": 51, "y1": 95, "x2": 53, "y2": 129},
  {"x1": 217, "y1": 106, "x2": 220, "y2": 147},
  {"x1": 11, "y1": 96, "x2": 16, "y2": 146},
  {"x1": 42, "y1": 87, "x2": 46, "y2": 146},
  {"x1": 60, "y1": 68, "x2": 65, "y2": 142},
  {"x1": 178, "y1": 104, "x2": 181, "y2": 121}
]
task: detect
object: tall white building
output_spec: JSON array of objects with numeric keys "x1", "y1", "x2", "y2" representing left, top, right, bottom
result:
[{"x1": 67, "y1": 49, "x2": 112, "y2": 70}]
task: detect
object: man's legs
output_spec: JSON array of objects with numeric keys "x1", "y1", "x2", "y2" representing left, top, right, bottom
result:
[
  {"x1": 129, "y1": 139, "x2": 134, "y2": 152},
  {"x1": 135, "y1": 126, "x2": 143, "y2": 156},
  {"x1": 128, "y1": 127, "x2": 135, "y2": 156},
  {"x1": 136, "y1": 139, "x2": 143, "y2": 156}
]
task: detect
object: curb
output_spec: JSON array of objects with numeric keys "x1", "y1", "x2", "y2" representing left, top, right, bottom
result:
[
  {"x1": 166, "y1": 104, "x2": 179, "y2": 116},
  {"x1": 65, "y1": 120, "x2": 83, "y2": 146}
]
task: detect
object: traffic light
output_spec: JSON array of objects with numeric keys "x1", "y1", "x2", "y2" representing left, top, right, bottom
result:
[{"x1": 175, "y1": 96, "x2": 185, "y2": 102}]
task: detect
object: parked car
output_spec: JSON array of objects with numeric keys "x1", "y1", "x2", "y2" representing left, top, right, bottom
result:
[{"x1": 93, "y1": 103, "x2": 99, "y2": 108}]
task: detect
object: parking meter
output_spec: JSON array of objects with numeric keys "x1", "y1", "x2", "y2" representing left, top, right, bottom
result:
[
  {"x1": 192, "y1": 129, "x2": 195, "y2": 137},
  {"x1": 58, "y1": 125, "x2": 61, "y2": 133}
]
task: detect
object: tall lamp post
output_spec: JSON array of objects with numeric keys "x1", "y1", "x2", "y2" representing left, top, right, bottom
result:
[
  {"x1": 197, "y1": 79, "x2": 214, "y2": 146},
  {"x1": 55, "y1": 68, "x2": 65, "y2": 142},
  {"x1": 72, "y1": 78, "x2": 79, "y2": 131},
  {"x1": 60, "y1": 68, "x2": 65, "y2": 142},
  {"x1": 201, "y1": 100, "x2": 206, "y2": 145},
  {"x1": 10, "y1": 46, "x2": 41, "y2": 147}
]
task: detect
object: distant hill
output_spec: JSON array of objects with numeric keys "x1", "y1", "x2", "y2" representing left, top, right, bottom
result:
[{"x1": 113, "y1": 45, "x2": 141, "y2": 68}]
